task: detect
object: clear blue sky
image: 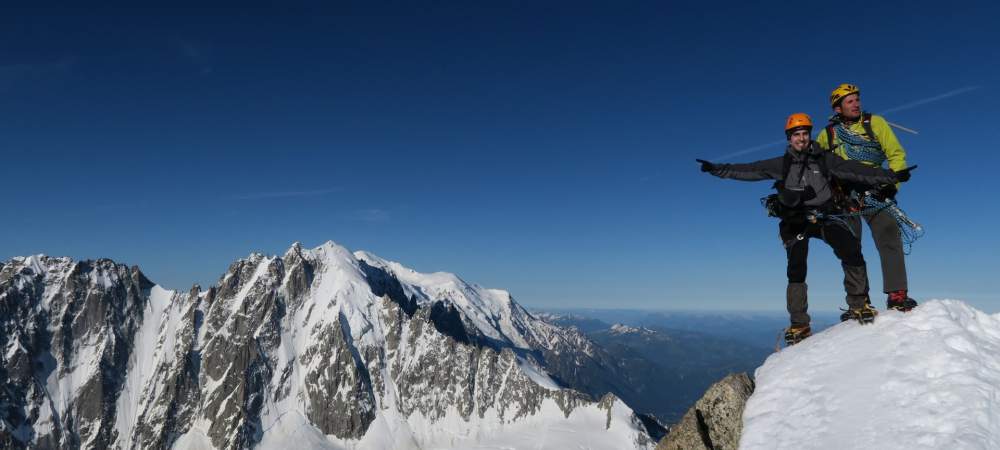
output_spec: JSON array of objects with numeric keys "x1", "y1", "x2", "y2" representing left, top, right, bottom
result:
[{"x1": 3, "y1": 3, "x2": 998, "y2": 312}]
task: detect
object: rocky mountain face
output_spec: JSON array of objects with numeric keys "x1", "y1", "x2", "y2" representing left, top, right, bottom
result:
[
  {"x1": 1, "y1": 257, "x2": 151, "y2": 449},
  {"x1": 656, "y1": 373, "x2": 754, "y2": 450},
  {"x1": 0, "y1": 242, "x2": 658, "y2": 449}
]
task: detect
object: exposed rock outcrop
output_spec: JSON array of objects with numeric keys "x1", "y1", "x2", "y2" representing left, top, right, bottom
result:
[{"x1": 656, "y1": 372, "x2": 754, "y2": 450}]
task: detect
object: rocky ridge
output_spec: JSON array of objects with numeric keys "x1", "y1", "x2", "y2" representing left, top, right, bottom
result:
[
  {"x1": 656, "y1": 373, "x2": 754, "y2": 450},
  {"x1": 0, "y1": 242, "x2": 657, "y2": 449}
]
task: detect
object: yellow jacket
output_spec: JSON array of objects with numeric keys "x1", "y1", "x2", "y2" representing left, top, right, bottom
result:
[{"x1": 815, "y1": 113, "x2": 908, "y2": 172}]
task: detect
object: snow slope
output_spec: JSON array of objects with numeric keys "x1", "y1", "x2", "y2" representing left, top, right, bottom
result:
[
  {"x1": 354, "y1": 251, "x2": 538, "y2": 349},
  {"x1": 741, "y1": 300, "x2": 1000, "y2": 450}
]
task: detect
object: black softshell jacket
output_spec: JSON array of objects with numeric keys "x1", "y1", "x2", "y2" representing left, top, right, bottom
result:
[{"x1": 709, "y1": 142, "x2": 897, "y2": 207}]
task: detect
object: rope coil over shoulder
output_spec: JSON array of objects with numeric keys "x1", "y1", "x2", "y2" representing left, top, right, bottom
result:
[{"x1": 835, "y1": 124, "x2": 886, "y2": 165}]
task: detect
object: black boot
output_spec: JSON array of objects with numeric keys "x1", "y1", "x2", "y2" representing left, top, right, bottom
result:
[
  {"x1": 784, "y1": 324, "x2": 812, "y2": 346},
  {"x1": 840, "y1": 303, "x2": 878, "y2": 324},
  {"x1": 887, "y1": 290, "x2": 918, "y2": 312}
]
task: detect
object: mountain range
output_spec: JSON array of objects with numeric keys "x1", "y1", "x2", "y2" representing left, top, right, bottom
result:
[
  {"x1": 535, "y1": 312, "x2": 771, "y2": 422},
  {"x1": 0, "y1": 241, "x2": 662, "y2": 449}
]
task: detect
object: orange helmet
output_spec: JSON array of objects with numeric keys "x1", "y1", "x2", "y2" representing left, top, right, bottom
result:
[
  {"x1": 784, "y1": 113, "x2": 812, "y2": 137},
  {"x1": 830, "y1": 83, "x2": 860, "y2": 107}
]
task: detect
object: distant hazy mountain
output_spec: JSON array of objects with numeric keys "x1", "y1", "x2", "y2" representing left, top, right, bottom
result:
[
  {"x1": 535, "y1": 310, "x2": 776, "y2": 422},
  {"x1": 542, "y1": 308, "x2": 842, "y2": 350}
]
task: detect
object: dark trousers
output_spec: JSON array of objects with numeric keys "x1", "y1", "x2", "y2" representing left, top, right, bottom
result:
[
  {"x1": 849, "y1": 209, "x2": 908, "y2": 293},
  {"x1": 780, "y1": 218, "x2": 871, "y2": 327}
]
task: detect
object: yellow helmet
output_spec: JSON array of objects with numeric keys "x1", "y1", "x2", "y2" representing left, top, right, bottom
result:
[
  {"x1": 830, "y1": 83, "x2": 860, "y2": 107},
  {"x1": 785, "y1": 112, "x2": 812, "y2": 136}
]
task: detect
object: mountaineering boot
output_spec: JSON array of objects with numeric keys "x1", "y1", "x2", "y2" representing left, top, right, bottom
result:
[
  {"x1": 784, "y1": 324, "x2": 811, "y2": 346},
  {"x1": 840, "y1": 303, "x2": 878, "y2": 324},
  {"x1": 887, "y1": 290, "x2": 918, "y2": 312}
]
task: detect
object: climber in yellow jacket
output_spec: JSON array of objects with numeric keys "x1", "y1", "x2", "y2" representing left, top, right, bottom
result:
[{"x1": 815, "y1": 83, "x2": 917, "y2": 312}]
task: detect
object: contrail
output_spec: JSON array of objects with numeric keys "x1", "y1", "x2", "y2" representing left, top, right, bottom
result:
[
  {"x1": 712, "y1": 139, "x2": 787, "y2": 162},
  {"x1": 879, "y1": 85, "x2": 981, "y2": 115},
  {"x1": 707, "y1": 85, "x2": 982, "y2": 161},
  {"x1": 232, "y1": 187, "x2": 343, "y2": 200}
]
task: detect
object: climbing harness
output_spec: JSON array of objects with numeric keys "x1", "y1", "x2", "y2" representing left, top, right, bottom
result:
[
  {"x1": 810, "y1": 192, "x2": 925, "y2": 254},
  {"x1": 769, "y1": 189, "x2": 924, "y2": 254},
  {"x1": 776, "y1": 208, "x2": 855, "y2": 248}
]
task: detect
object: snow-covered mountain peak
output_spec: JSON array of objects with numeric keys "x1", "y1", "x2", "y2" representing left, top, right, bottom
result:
[
  {"x1": 301, "y1": 241, "x2": 369, "y2": 289},
  {"x1": 6, "y1": 254, "x2": 71, "y2": 278},
  {"x1": 1, "y1": 245, "x2": 658, "y2": 449},
  {"x1": 742, "y1": 299, "x2": 1000, "y2": 449},
  {"x1": 353, "y1": 249, "x2": 538, "y2": 349},
  {"x1": 353, "y1": 249, "x2": 469, "y2": 298},
  {"x1": 20, "y1": 254, "x2": 48, "y2": 275},
  {"x1": 609, "y1": 324, "x2": 654, "y2": 335},
  {"x1": 308, "y1": 239, "x2": 357, "y2": 263}
]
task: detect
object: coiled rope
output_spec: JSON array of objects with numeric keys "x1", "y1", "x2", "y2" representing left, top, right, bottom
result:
[
  {"x1": 859, "y1": 195, "x2": 925, "y2": 255},
  {"x1": 809, "y1": 193, "x2": 925, "y2": 255},
  {"x1": 835, "y1": 124, "x2": 886, "y2": 165},
  {"x1": 830, "y1": 124, "x2": 923, "y2": 252}
]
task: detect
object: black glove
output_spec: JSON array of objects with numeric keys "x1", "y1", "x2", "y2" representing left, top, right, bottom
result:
[
  {"x1": 891, "y1": 165, "x2": 917, "y2": 183},
  {"x1": 872, "y1": 183, "x2": 898, "y2": 201},
  {"x1": 696, "y1": 159, "x2": 715, "y2": 173}
]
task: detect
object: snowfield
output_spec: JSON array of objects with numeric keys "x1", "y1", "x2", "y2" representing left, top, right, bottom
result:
[{"x1": 741, "y1": 299, "x2": 1000, "y2": 450}]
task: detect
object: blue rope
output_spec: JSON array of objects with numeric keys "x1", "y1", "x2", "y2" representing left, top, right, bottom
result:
[
  {"x1": 813, "y1": 194, "x2": 925, "y2": 255},
  {"x1": 860, "y1": 195, "x2": 925, "y2": 255},
  {"x1": 835, "y1": 124, "x2": 886, "y2": 165},
  {"x1": 831, "y1": 123, "x2": 924, "y2": 252}
]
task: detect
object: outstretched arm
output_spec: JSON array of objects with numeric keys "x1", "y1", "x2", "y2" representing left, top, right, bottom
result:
[
  {"x1": 871, "y1": 115, "x2": 908, "y2": 191},
  {"x1": 871, "y1": 115, "x2": 907, "y2": 172},
  {"x1": 824, "y1": 152, "x2": 899, "y2": 186},
  {"x1": 701, "y1": 156, "x2": 785, "y2": 181}
]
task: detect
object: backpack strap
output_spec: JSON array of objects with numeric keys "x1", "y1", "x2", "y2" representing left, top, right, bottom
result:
[
  {"x1": 824, "y1": 124, "x2": 837, "y2": 151},
  {"x1": 773, "y1": 152, "x2": 793, "y2": 190},
  {"x1": 861, "y1": 112, "x2": 879, "y2": 144},
  {"x1": 828, "y1": 113, "x2": 879, "y2": 146}
]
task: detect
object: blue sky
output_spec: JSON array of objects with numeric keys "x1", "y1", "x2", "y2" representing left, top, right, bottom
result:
[{"x1": 3, "y1": 3, "x2": 999, "y2": 312}]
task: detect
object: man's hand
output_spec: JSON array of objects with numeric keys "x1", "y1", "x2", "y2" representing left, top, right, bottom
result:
[
  {"x1": 891, "y1": 165, "x2": 917, "y2": 183},
  {"x1": 872, "y1": 184, "x2": 898, "y2": 201},
  {"x1": 696, "y1": 159, "x2": 716, "y2": 173}
]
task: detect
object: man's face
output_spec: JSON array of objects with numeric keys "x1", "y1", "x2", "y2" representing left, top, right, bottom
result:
[
  {"x1": 788, "y1": 129, "x2": 811, "y2": 151},
  {"x1": 834, "y1": 93, "x2": 862, "y2": 120}
]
